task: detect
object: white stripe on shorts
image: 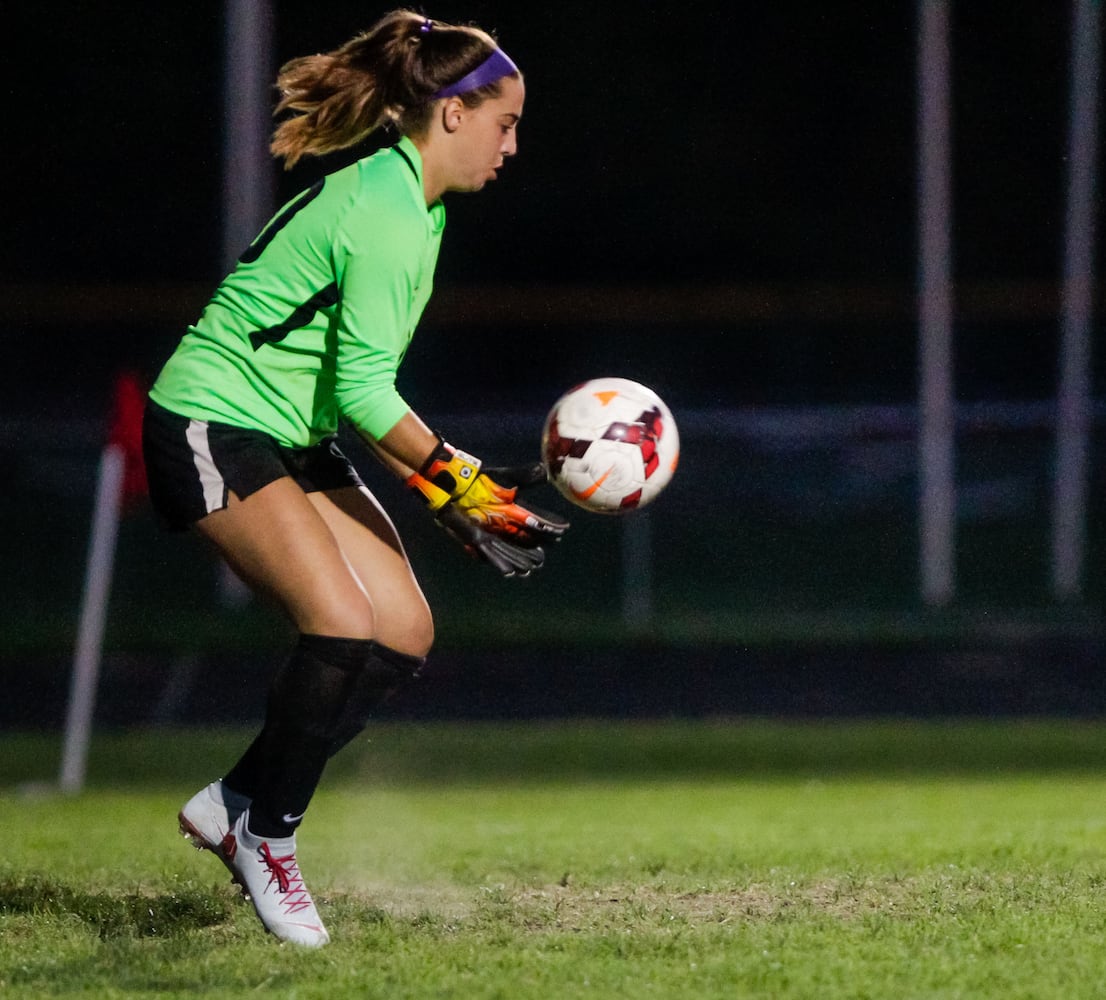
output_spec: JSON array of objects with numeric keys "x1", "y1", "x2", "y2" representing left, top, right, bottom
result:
[{"x1": 185, "y1": 419, "x2": 227, "y2": 515}]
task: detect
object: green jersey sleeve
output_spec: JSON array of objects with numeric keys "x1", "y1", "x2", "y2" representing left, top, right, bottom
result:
[{"x1": 331, "y1": 170, "x2": 442, "y2": 438}]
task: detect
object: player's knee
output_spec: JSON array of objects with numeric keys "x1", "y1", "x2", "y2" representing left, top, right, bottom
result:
[
  {"x1": 303, "y1": 593, "x2": 432, "y2": 655},
  {"x1": 388, "y1": 597, "x2": 434, "y2": 658},
  {"x1": 402, "y1": 601, "x2": 435, "y2": 654},
  {"x1": 300, "y1": 600, "x2": 377, "y2": 642}
]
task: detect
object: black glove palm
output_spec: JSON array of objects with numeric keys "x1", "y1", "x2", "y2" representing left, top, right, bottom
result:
[
  {"x1": 436, "y1": 503, "x2": 547, "y2": 578},
  {"x1": 409, "y1": 443, "x2": 570, "y2": 578}
]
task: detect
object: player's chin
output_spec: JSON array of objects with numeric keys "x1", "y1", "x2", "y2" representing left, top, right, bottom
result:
[
  {"x1": 453, "y1": 177, "x2": 490, "y2": 194},
  {"x1": 451, "y1": 171, "x2": 498, "y2": 194}
]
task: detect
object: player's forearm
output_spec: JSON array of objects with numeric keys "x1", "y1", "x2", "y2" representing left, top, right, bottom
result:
[{"x1": 365, "y1": 409, "x2": 440, "y2": 478}]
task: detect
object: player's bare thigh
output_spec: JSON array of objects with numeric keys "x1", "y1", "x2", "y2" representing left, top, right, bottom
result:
[
  {"x1": 194, "y1": 477, "x2": 379, "y2": 639},
  {"x1": 307, "y1": 486, "x2": 434, "y2": 657}
]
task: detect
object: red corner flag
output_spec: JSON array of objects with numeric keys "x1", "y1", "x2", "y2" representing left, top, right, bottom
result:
[{"x1": 106, "y1": 370, "x2": 148, "y2": 508}]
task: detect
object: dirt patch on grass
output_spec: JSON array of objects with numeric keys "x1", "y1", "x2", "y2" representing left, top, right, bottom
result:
[
  {"x1": 506, "y1": 877, "x2": 919, "y2": 928},
  {"x1": 333, "y1": 875, "x2": 932, "y2": 932}
]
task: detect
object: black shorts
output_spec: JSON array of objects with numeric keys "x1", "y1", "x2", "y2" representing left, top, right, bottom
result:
[{"x1": 142, "y1": 399, "x2": 364, "y2": 531}]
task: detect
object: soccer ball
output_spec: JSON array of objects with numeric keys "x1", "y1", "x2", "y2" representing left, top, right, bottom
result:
[{"x1": 541, "y1": 377, "x2": 679, "y2": 514}]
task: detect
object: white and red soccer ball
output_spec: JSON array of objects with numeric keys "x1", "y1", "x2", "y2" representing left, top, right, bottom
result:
[{"x1": 541, "y1": 377, "x2": 679, "y2": 514}]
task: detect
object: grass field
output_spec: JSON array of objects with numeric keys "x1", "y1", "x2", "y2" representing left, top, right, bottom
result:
[{"x1": 4, "y1": 719, "x2": 1106, "y2": 998}]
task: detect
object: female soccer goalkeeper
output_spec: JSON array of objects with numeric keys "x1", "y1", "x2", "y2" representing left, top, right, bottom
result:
[{"x1": 142, "y1": 10, "x2": 567, "y2": 947}]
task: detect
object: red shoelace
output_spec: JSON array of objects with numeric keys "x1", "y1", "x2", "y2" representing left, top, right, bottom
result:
[{"x1": 258, "y1": 842, "x2": 315, "y2": 914}]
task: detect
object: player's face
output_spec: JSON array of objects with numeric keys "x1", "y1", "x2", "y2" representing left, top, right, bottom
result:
[{"x1": 447, "y1": 75, "x2": 525, "y2": 192}]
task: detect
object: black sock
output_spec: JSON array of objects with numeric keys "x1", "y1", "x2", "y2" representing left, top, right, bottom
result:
[
  {"x1": 221, "y1": 637, "x2": 423, "y2": 839},
  {"x1": 326, "y1": 642, "x2": 423, "y2": 757},
  {"x1": 239, "y1": 634, "x2": 369, "y2": 839}
]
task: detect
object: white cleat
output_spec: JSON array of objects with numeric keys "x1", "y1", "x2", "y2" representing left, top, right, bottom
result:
[
  {"x1": 222, "y1": 811, "x2": 330, "y2": 948},
  {"x1": 178, "y1": 780, "x2": 250, "y2": 863}
]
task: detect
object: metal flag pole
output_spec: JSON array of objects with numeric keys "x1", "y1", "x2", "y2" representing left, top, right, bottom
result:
[{"x1": 59, "y1": 443, "x2": 126, "y2": 793}]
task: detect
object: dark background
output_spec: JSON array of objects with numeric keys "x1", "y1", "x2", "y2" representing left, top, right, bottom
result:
[
  {"x1": 5, "y1": 3, "x2": 1096, "y2": 410},
  {"x1": 4, "y1": 3, "x2": 1105, "y2": 725}
]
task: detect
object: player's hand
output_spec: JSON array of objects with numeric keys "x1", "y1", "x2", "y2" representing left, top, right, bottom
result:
[
  {"x1": 453, "y1": 467, "x2": 570, "y2": 547},
  {"x1": 408, "y1": 442, "x2": 570, "y2": 551},
  {"x1": 435, "y1": 503, "x2": 546, "y2": 578}
]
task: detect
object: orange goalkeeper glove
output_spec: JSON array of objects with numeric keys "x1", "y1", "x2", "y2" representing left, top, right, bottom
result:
[{"x1": 407, "y1": 440, "x2": 569, "y2": 574}]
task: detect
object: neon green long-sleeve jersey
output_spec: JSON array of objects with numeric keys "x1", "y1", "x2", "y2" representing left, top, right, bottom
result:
[{"x1": 150, "y1": 136, "x2": 445, "y2": 447}]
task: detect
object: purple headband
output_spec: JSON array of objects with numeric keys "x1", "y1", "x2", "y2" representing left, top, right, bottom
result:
[{"x1": 433, "y1": 48, "x2": 519, "y2": 99}]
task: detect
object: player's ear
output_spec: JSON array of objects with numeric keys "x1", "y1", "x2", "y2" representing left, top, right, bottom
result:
[{"x1": 440, "y1": 97, "x2": 465, "y2": 134}]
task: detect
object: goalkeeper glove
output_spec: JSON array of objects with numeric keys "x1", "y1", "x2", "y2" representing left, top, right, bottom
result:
[
  {"x1": 407, "y1": 440, "x2": 569, "y2": 574},
  {"x1": 435, "y1": 503, "x2": 547, "y2": 577}
]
